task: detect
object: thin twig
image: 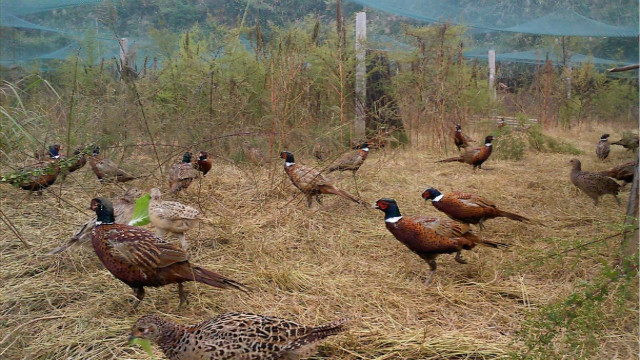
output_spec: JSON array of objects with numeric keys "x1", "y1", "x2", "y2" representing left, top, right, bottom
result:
[{"x1": 0, "y1": 207, "x2": 31, "y2": 247}]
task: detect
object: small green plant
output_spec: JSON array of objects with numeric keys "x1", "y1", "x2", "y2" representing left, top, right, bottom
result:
[{"x1": 128, "y1": 194, "x2": 151, "y2": 226}]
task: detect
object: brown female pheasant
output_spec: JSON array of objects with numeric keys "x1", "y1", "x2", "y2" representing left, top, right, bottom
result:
[
  {"x1": 374, "y1": 198, "x2": 506, "y2": 285},
  {"x1": 169, "y1": 152, "x2": 200, "y2": 193},
  {"x1": 149, "y1": 188, "x2": 201, "y2": 251},
  {"x1": 421, "y1": 187, "x2": 530, "y2": 229},
  {"x1": 280, "y1": 151, "x2": 365, "y2": 207},
  {"x1": 438, "y1": 135, "x2": 494, "y2": 170},
  {"x1": 89, "y1": 197, "x2": 248, "y2": 309},
  {"x1": 129, "y1": 313, "x2": 347, "y2": 360},
  {"x1": 327, "y1": 142, "x2": 369, "y2": 175},
  {"x1": 570, "y1": 159, "x2": 621, "y2": 205},
  {"x1": 89, "y1": 146, "x2": 137, "y2": 182}
]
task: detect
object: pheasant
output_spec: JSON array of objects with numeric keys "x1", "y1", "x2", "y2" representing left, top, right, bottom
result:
[
  {"x1": 328, "y1": 143, "x2": 369, "y2": 175},
  {"x1": 421, "y1": 188, "x2": 530, "y2": 230},
  {"x1": 599, "y1": 160, "x2": 637, "y2": 186},
  {"x1": 89, "y1": 197, "x2": 248, "y2": 309},
  {"x1": 242, "y1": 141, "x2": 267, "y2": 165},
  {"x1": 89, "y1": 146, "x2": 137, "y2": 182},
  {"x1": 595, "y1": 134, "x2": 610, "y2": 160},
  {"x1": 48, "y1": 187, "x2": 143, "y2": 255},
  {"x1": 612, "y1": 133, "x2": 639, "y2": 152},
  {"x1": 569, "y1": 159, "x2": 621, "y2": 205},
  {"x1": 149, "y1": 188, "x2": 201, "y2": 251},
  {"x1": 66, "y1": 147, "x2": 88, "y2": 174},
  {"x1": 280, "y1": 151, "x2": 365, "y2": 207},
  {"x1": 374, "y1": 198, "x2": 506, "y2": 285},
  {"x1": 168, "y1": 152, "x2": 199, "y2": 193},
  {"x1": 313, "y1": 142, "x2": 329, "y2": 161},
  {"x1": 193, "y1": 151, "x2": 212, "y2": 176},
  {"x1": 129, "y1": 313, "x2": 347, "y2": 360},
  {"x1": 10, "y1": 144, "x2": 61, "y2": 193},
  {"x1": 454, "y1": 124, "x2": 474, "y2": 151},
  {"x1": 438, "y1": 135, "x2": 494, "y2": 170}
]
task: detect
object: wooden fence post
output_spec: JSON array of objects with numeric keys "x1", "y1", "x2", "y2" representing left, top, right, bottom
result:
[
  {"x1": 620, "y1": 151, "x2": 639, "y2": 271},
  {"x1": 488, "y1": 49, "x2": 496, "y2": 101},
  {"x1": 355, "y1": 11, "x2": 367, "y2": 139}
]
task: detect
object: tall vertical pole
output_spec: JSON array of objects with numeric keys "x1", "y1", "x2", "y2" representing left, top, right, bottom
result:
[
  {"x1": 488, "y1": 49, "x2": 496, "y2": 101},
  {"x1": 355, "y1": 12, "x2": 367, "y2": 139}
]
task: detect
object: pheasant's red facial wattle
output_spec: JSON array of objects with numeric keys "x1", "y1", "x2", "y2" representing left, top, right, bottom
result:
[{"x1": 376, "y1": 200, "x2": 388, "y2": 210}]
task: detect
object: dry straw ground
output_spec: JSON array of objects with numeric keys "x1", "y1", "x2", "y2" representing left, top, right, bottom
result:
[{"x1": 0, "y1": 125, "x2": 637, "y2": 359}]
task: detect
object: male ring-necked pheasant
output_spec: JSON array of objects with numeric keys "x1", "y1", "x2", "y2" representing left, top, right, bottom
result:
[
  {"x1": 421, "y1": 187, "x2": 531, "y2": 230},
  {"x1": 89, "y1": 146, "x2": 138, "y2": 182},
  {"x1": 374, "y1": 198, "x2": 506, "y2": 286},
  {"x1": 130, "y1": 313, "x2": 347, "y2": 360},
  {"x1": 193, "y1": 151, "x2": 212, "y2": 176},
  {"x1": 49, "y1": 187, "x2": 143, "y2": 255},
  {"x1": 280, "y1": 151, "x2": 365, "y2": 207},
  {"x1": 327, "y1": 142, "x2": 369, "y2": 175},
  {"x1": 599, "y1": 160, "x2": 637, "y2": 186},
  {"x1": 438, "y1": 135, "x2": 494, "y2": 170},
  {"x1": 12, "y1": 144, "x2": 61, "y2": 193},
  {"x1": 169, "y1": 152, "x2": 200, "y2": 193},
  {"x1": 595, "y1": 134, "x2": 610, "y2": 160},
  {"x1": 90, "y1": 197, "x2": 248, "y2": 309},
  {"x1": 569, "y1": 159, "x2": 620, "y2": 205},
  {"x1": 454, "y1": 124, "x2": 474, "y2": 151}
]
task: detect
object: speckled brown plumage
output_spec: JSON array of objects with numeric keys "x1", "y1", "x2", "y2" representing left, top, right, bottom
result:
[
  {"x1": 89, "y1": 146, "x2": 137, "y2": 182},
  {"x1": 375, "y1": 198, "x2": 506, "y2": 285},
  {"x1": 599, "y1": 160, "x2": 637, "y2": 185},
  {"x1": 242, "y1": 141, "x2": 267, "y2": 165},
  {"x1": 454, "y1": 124, "x2": 474, "y2": 151},
  {"x1": 193, "y1": 151, "x2": 212, "y2": 176},
  {"x1": 48, "y1": 188, "x2": 143, "y2": 255},
  {"x1": 327, "y1": 143, "x2": 369, "y2": 174},
  {"x1": 149, "y1": 188, "x2": 201, "y2": 251},
  {"x1": 169, "y1": 152, "x2": 199, "y2": 193},
  {"x1": 89, "y1": 197, "x2": 247, "y2": 309},
  {"x1": 569, "y1": 159, "x2": 620, "y2": 205},
  {"x1": 130, "y1": 313, "x2": 347, "y2": 360},
  {"x1": 422, "y1": 188, "x2": 530, "y2": 229},
  {"x1": 438, "y1": 135, "x2": 494, "y2": 169},
  {"x1": 312, "y1": 142, "x2": 329, "y2": 161},
  {"x1": 280, "y1": 151, "x2": 365, "y2": 207},
  {"x1": 595, "y1": 134, "x2": 610, "y2": 160}
]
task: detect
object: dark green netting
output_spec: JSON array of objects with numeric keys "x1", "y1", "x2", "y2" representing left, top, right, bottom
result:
[
  {"x1": 350, "y1": 0, "x2": 639, "y2": 37},
  {"x1": 0, "y1": 14, "x2": 64, "y2": 33},
  {"x1": 503, "y1": 9, "x2": 638, "y2": 37},
  {"x1": 1, "y1": 0, "x2": 104, "y2": 16},
  {"x1": 463, "y1": 49, "x2": 635, "y2": 67}
]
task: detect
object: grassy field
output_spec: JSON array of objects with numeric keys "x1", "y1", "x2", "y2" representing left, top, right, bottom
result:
[{"x1": 0, "y1": 124, "x2": 637, "y2": 359}]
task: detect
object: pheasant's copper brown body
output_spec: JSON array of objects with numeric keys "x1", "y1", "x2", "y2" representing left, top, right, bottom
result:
[
  {"x1": 13, "y1": 145, "x2": 61, "y2": 192},
  {"x1": 130, "y1": 313, "x2": 347, "y2": 360},
  {"x1": 454, "y1": 124, "x2": 473, "y2": 151},
  {"x1": 599, "y1": 160, "x2": 637, "y2": 185},
  {"x1": 169, "y1": 152, "x2": 199, "y2": 193},
  {"x1": 595, "y1": 134, "x2": 610, "y2": 160},
  {"x1": 193, "y1": 151, "x2": 212, "y2": 176},
  {"x1": 439, "y1": 135, "x2": 494, "y2": 169},
  {"x1": 89, "y1": 146, "x2": 137, "y2": 182},
  {"x1": 280, "y1": 151, "x2": 364, "y2": 207},
  {"x1": 89, "y1": 198, "x2": 247, "y2": 309},
  {"x1": 375, "y1": 198, "x2": 506, "y2": 285},
  {"x1": 67, "y1": 147, "x2": 87, "y2": 173},
  {"x1": 569, "y1": 159, "x2": 621, "y2": 205},
  {"x1": 422, "y1": 188, "x2": 530, "y2": 228},
  {"x1": 328, "y1": 143, "x2": 369, "y2": 174}
]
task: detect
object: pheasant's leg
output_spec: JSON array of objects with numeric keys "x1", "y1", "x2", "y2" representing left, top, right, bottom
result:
[
  {"x1": 178, "y1": 233, "x2": 189, "y2": 251},
  {"x1": 614, "y1": 195, "x2": 621, "y2": 205},
  {"x1": 424, "y1": 258, "x2": 437, "y2": 286},
  {"x1": 352, "y1": 173, "x2": 361, "y2": 198},
  {"x1": 477, "y1": 219, "x2": 486, "y2": 231},
  {"x1": 454, "y1": 251, "x2": 468, "y2": 264},
  {"x1": 178, "y1": 283, "x2": 189, "y2": 308},
  {"x1": 132, "y1": 287, "x2": 145, "y2": 310},
  {"x1": 306, "y1": 194, "x2": 313, "y2": 207},
  {"x1": 315, "y1": 195, "x2": 323, "y2": 205}
]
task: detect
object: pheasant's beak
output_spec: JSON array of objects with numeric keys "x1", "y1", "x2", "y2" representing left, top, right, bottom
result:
[{"x1": 372, "y1": 203, "x2": 379, "y2": 209}]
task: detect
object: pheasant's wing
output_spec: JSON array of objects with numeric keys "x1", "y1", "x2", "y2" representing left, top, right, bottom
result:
[
  {"x1": 106, "y1": 228, "x2": 189, "y2": 270},
  {"x1": 291, "y1": 164, "x2": 331, "y2": 187},
  {"x1": 414, "y1": 216, "x2": 470, "y2": 238},
  {"x1": 151, "y1": 201, "x2": 201, "y2": 220},
  {"x1": 456, "y1": 192, "x2": 496, "y2": 209}
]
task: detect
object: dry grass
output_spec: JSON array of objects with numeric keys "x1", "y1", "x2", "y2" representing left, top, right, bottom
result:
[{"x1": 0, "y1": 125, "x2": 638, "y2": 359}]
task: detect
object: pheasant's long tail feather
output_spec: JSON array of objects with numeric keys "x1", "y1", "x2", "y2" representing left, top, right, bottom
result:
[
  {"x1": 192, "y1": 266, "x2": 250, "y2": 293},
  {"x1": 437, "y1": 156, "x2": 463, "y2": 163},
  {"x1": 496, "y1": 209, "x2": 531, "y2": 223},
  {"x1": 324, "y1": 186, "x2": 367, "y2": 206}
]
